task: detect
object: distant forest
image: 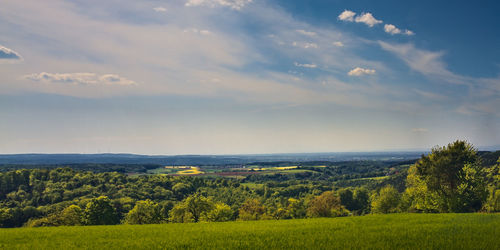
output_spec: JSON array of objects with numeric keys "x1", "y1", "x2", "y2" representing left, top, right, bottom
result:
[{"x1": 0, "y1": 141, "x2": 499, "y2": 227}]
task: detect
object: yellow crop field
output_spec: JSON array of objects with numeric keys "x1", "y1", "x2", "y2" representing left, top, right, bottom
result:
[
  {"x1": 275, "y1": 166, "x2": 298, "y2": 170},
  {"x1": 177, "y1": 167, "x2": 204, "y2": 175}
]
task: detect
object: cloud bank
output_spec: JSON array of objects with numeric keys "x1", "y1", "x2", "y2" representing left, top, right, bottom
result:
[
  {"x1": 185, "y1": 0, "x2": 253, "y2": 10},
  {"x1": 24, "y1": 72, "x2": 136, "y2": 86}
]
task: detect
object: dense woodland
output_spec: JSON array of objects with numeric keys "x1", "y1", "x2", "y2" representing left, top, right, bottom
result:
[{"x1": 0, "y1": 141, "x2": 499, "y2": 228}]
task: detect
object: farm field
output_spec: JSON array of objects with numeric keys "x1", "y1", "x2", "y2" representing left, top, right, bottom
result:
[
  {"x1": 1, "y1": 214, "x2": 498, "y2": 249},
  {"x1": 145, "y1": 164, "x2": 331, "y2": 178}
]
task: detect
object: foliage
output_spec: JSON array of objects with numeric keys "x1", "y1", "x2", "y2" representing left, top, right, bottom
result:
[
  {"x1": 238, "y1": 199, "x2": 266, "y2": 221},
  {"x1": 202, "y1": 202, "x2": 233, "y2": 222},
  {"x1": 60, "y1": 205, "x2": 83, "y2": 226},
  {"x1": 483, "y1": 158, "x2": 500, "y2": 212},
  {"x1": 83, "y1": 196, "x2": 119, "y2": 225},
  {"x1": 371, "y1": 185, "x2": 401, "y2": 213},
  {"x1": 405, "y1": 141, "x2": 487, "y2": 212},
  {"x1": 306, "y1": 191, "x2": 347, "y2": 217},
  {"x1": 169, "y1": 194, "x2": 215, "y2": 223},
  {"x1": 0, "y1": 146, "x2": 498, "y2": 228},
  {"x1": 339, "y1": 187, "x2": 370, "y2": 215},
  {"x1": 125, "y1": 200, "x2": 163, "y2": 225}
]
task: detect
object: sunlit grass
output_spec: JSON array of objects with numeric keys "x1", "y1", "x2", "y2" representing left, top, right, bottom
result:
[{"x1": 0, "y1": 214, "x2": 498, "y2": 249}]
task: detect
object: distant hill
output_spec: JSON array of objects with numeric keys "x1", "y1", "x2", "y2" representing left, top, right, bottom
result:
[{"x1": 0, "y1": 152, "x2": 425, "y2": 166}]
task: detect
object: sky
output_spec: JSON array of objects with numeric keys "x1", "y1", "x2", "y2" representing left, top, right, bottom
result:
[{"x1": 0, "y1": 0, "x2": 499, "y2": 155}]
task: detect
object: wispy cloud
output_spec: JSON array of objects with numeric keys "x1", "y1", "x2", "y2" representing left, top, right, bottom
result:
[
  {"x1": 378, "y1": 41, "x2": 466, "y2": 84},
  {"x1": 413, "y1": 89, "x2": 446, "y2": 101},
  {"x1": 296, "y1": 29, "x2": 316, "y2": 36},
  {"x1": 355, "y1": 13, "x2": 383, "y2": 27},
  {"x1": 412, "y1": 128, "x2": 428, "y2": 133},
  {"x1": 0, "y1": 45, "x2": 23, "y2": 62},
  {"x1": 183, "y1": 28, "x2": 212, "y2": 35},
  {"x1": 292, "y1": 42, "x2": 318, "y2": 49},
  {"x1": 294, "y1": 62, "x2": 317, "y2": 68},
  {"x1": 348, "y1": 67, "x2": 376, "y2": 76},
  {"x1": 185, "y1": 0, "x2": 253, "y2": 10},
  {"x1": 384, "y1": 24, "x2": 414, "y2": 35},
  {"x1": 24, "y1": 72, "x2": 137, "y2": 86},
  {"x1": 153, "y1": 7, "x2": 167, "y2": 12}
]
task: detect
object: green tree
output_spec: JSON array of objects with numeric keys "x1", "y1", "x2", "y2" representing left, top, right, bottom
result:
[
  {"x1": 402, "y1": 166, "x2": 440, "y2": 212},
  {"x1": 125, "y1": 200, "x2": 163, "y2": 225},
  {"x1": 238, "y1": 199, "x2": 266, "y2": 221},
  {"x1": 307, "y1": 191, "x2": 346, "y2": 217},
  {"x1": 202, "y1": 202, "x2": 233, "y2": 222},
  {"x1": 353, "y1": 187, "x2": 370, "y2": 215},
  {"x1": 169, "y1": 194, "x2": 214, "y2": 223},
  {"x1": 60, "y1": 205, "x2": 83, "y2": 226},
  {"x1": 286, "y1": 198, "x2": 306, "y2": 219},
  {"x1": 405, "y1": 141, "x2": 487, "y2": 212},
  {"x1": 483, "y1": 158, "x2": 500, "y2": 212},
  {"x1": 371, "y1": 185, "x2": 400, "y2": 214},
  {"x1": 82, "y1": 196, "x2": 119, "y2": 225},
  {"x1": 0, "y1": 208, "x2": 13, "y2": 228},
  {"x1": 339, "y1": 188, "x2": 355, "y2": 211}
]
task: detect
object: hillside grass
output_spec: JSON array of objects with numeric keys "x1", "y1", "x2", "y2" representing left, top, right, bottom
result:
[{"x1": 1, "y1": 213, "x2": 499, "y2": 249}]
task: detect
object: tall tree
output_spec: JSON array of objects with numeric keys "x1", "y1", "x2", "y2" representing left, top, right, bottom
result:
[
  {"x1": 238, "y1": 199, "x2": 266, "y2": 221},
  {"x1": 169, "y1": 194, "x2": 214, "y2": 223},
  {"x1": 125, "y1": 200, "x2": 163, "y2": 225},
  {"x1": 405, "y1": 140, "x2": 487, "y2": 212},
  {"x1": 83, "y1": 196, "x2": 119, "y2": 225},
  {"x1": 371, "y1": 185, "x2": 400, "y2": 214},
  {"x1": 307, "y1": 191, "x2": 346, "y2": 217}
]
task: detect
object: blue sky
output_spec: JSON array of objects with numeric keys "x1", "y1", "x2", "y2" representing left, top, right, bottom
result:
[{"x1": 0, "y1": 0, "x2": 499, "y2": 154}]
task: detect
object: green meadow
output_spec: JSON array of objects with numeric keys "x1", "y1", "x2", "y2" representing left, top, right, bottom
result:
[{"x1": 1, "y1": 213, "x2": 498, "y2": 249}]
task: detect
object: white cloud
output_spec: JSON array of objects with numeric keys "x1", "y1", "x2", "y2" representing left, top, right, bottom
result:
[
  {"x1": 384, "y1": 24, "x2": 414, "y2": 36},
  {"x1": 384, "y1": 24, "x2": 400, "y2": 34},
  {"x1": 294, "y1": 62, "x2": 317, "y2": 68},
  {"x1": 348, "y1": 67, "x2": 376, "y2": 76},
  {"x1": 338, "y1": 10, "x2": 356, "y2": 22},
  {"x1": 185, "y1": 0, "x2": 253, "y2": 10},
  {"x1": 296, "y1": 29, "x2": 316, "y2": 36},
  {"x1": 355, "y1": 13, "x2": 383, "y2": 27},
  {"x1": 333, "y1": 41, "x2": 344, "y2": 47},
  {"x1": 404, "y1": 30, "x2": 415, "y2": 36},
  {"x1": 412, "y1": 128, "x2": 428, "y2": 133},
  {"x1": 24, "y1": 72, "x2": 136, "y2": 86},
  {"x1": 0, "y1": 45, "x2": 23, "y2": 62},
  {"x1": 153, "y1": 7, "x2": 167, "y2": 12}
]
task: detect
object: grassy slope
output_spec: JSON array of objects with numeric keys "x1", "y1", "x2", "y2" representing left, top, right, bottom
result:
[{"x1": 1, "y1": 214, "x2": 499, "y2": 249}]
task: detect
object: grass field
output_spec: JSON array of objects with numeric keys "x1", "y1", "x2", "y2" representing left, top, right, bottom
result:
[{"x1": 1, "y1": 214, "x2": 499, "y2": 249}]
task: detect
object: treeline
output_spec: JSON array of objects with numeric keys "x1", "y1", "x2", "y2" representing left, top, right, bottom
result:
[
  {"x1": 0, "y1": 141, "x2": 499, "y2": 227},
  {"x1": 0, "y1": 163, "x2": 161, "y2": 173}
]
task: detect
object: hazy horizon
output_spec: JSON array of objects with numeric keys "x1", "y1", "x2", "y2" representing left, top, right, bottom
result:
[{"x1": 1, "y1": 0, "x2": 499, "y2": 155}]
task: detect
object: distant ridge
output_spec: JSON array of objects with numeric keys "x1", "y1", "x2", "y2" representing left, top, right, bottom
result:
[{"x1": 0, "y1": 152, "x2": 426, "y2": 165}]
